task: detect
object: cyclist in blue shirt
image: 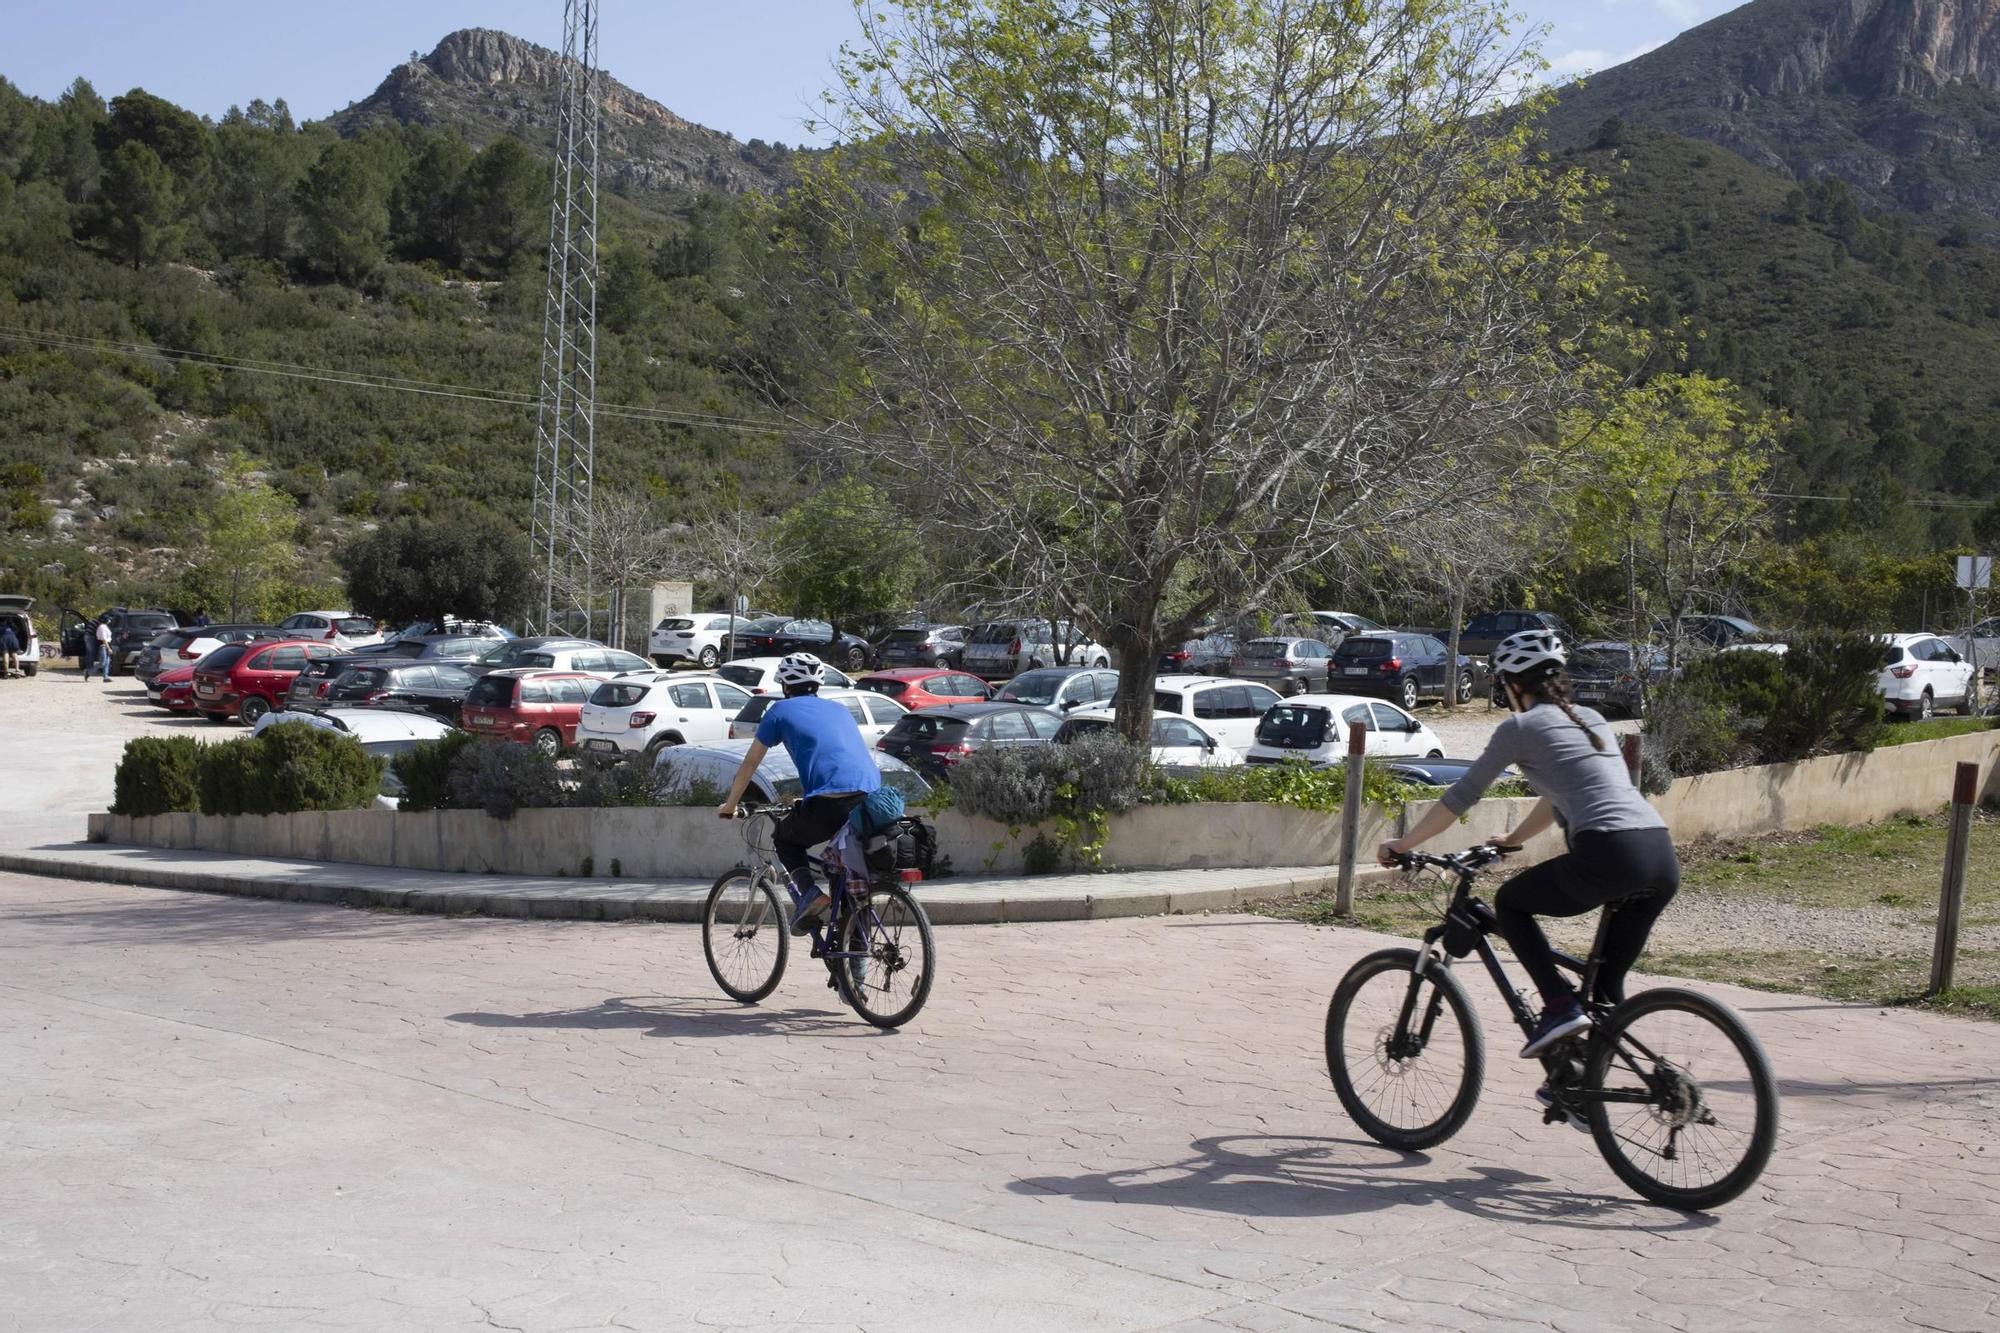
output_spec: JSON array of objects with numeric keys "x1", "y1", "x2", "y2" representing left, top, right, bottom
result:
[{"x1": 717, "y1": 652, "x2": 880, "y2": 934}]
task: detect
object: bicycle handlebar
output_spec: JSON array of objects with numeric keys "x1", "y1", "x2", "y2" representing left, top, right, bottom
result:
[{"x1": 1388, "y1": 843, "x2": 1515, "y2": 874}]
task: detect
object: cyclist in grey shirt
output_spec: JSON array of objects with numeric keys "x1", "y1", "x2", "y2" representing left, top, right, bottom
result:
[{"x1": 1380, "y1": 629, "x2": 1678, "y2": 1061}]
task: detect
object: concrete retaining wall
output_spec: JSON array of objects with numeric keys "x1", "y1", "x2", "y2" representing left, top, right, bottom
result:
[{"x1": 87, "y1": 729, "x2": 1999, "y2": 879}]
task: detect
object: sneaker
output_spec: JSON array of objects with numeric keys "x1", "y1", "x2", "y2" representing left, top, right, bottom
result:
[
  {"x1": 789, "y1": 892, "x2": 831, "y2": 936},
  {"x1": 1519, "y1": 1001, "x2": 1591, "y2": 1058},
  {"x1": 1536, "y1": 1084, "x2": 1589, "y2": 1133}
]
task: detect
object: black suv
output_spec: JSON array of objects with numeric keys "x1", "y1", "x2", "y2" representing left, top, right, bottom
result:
[
  {"x1": 322, "y1": 661, "x2": 481, "y2": 721},
  {"x1": 1329, "y1": 632, "x2": 1477, "y2": 711},
  {"x1": 64, "y1": 607, "x2": 181, "y2": 673},
  {"x1": 1456, "y1": 610, "x2": 1573, "y2": 659}
]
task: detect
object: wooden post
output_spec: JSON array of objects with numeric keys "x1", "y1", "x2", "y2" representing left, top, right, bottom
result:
[
  {"x1": 1620, "y1": 732, "x2": 1643, "y2": 787},
  {"x1": 1336, "y1": 720, "x2": 1368, "y2": 918},
  {"x1": 1929, "y1": 762, "x2": 1979, "y2": 996}
]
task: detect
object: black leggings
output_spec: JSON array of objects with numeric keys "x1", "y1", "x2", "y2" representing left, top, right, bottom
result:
[
  {"x1": 774, "y1": 793, "x2": 866, "y2": 893},
  {"x1": 1493, "y1": 827, "x2": 1679, "y2": 1010}
]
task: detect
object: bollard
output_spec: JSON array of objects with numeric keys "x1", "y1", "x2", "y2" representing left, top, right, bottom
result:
[
  {"x1": 1335, "y1": 720, "x2": 1368, "y2": 918},
  {"x1": 1620, "y1": 732, "x2": 1643, "y2": 787},
  {"x1": 1928, "y1": 762, "x2": 1979, "y2": 996}
]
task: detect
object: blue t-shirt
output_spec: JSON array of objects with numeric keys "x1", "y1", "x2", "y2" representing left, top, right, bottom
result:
[{"x1": 755, "y1": 694, "x2": 881, "y2": 800}]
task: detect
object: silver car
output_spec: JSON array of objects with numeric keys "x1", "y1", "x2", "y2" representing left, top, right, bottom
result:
[
  {"x1": 959, "y1": 619, "x2": 1111, "y2": 679},
  {"x1": 1228, "y1": 636, "x2": 1333, "y2": 696}
]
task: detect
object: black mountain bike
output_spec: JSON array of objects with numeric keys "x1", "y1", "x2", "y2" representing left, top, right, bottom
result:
[
  {"x1": 1325, "y1": 846, "x2": 1779, "y2": 1210},
  {"x1": 701, "y1": 805, "x2": 936, "y2": 1029}
]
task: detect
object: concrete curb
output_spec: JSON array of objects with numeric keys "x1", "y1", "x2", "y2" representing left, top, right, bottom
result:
[{"x1": 0, "y1": 846, "x2": 1393, "y2": 926}]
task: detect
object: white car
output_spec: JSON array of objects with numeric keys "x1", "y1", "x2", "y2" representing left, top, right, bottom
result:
[
  {"x1": 649, "y1": 612, "x2": 752, "y2": 669},
  {"x1": 277, "y1": 610, "x2": 385, "y2": 650},
  {"x1": 1, "y1": 594, "x2": 42, "y2": 676},
  {"x1": 1245, "y1": 693, "x2": 1444, "y2": 766},
  {"x1": 1879, "y1": 633, "x2": 1976, "y2": 720},
  {"x1": 727, "y1": 687, "x2": 909, "y2": 741},
  {"x1": 653, "y1": 739, "x2": 931, "y2": 805},
  {"x1": 1054, "y1": 708, "x2": 1244, "y2": 768},
  {"x1": 576, "y1": 673, "x2": 756, "y2": 758},
  {"x1": 1150, "y1": 675, "x2": 1286, "y2": 751},
  {"x1": 714, "y1": 657, "x2": 857, "y2": 695},
  {"x1": 251, "y1": 708, "x2": 457, "y2": 810}
]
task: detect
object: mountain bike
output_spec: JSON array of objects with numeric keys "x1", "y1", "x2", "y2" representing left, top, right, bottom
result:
[
  {"x1": 701, "y1": 805, "x2": 936, "y2": 1029},
  {"x1": 1325, "y1": 845, "x2": 1778, "y2": 1210}
]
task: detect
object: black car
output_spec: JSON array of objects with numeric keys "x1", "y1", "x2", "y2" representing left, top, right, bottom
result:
[
  {"x1": 351, "y1": 634, "x2": 497, "y2": 663},
  {"x1": 65, "y1": 607, "x2": 181, "y2": 672},
  {"x1": 285, "y1": 653, "x2": 384, "y2": 712},
  {"x1": 1158, "y1": 632, "x2": 1237, "y2": 675},
  {"x1": 1382, "y1": 757, "x2": 1518, "y2": 787},
  {"x1": 322, "y1": 661, "x2": 482, "y2": 721},
  {"x1": 1329, "y1": 632, "x2": 1477, "y2": 711},
  {"x1": 1568, "y1": 641, "x2": 1671, "y2": 718},
  {"x1": 873, "y1": 702, "x2": 1062, "y2": 780},
  {"x1": 728, "y1": 616, "x2": 873, "y2": 671},
  {"x1": 132, "y1": 624, "x2": 283, "y2": 683},
  {"x1": 465, "y1": 636, "x2": 600, "y2": 677},
  {"x1": 1663, "y1": 614, "x2": 1763, "y2": 650},
  {"x1": 1457, "y1": 610, "x2": 1574, "y2": 659},
  {"x1": 872, "y1": 623, "x2": 970, "y2": 669}
]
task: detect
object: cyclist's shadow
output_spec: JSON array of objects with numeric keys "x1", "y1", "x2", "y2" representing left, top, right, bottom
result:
[
  {"x1": 1011, "y1": 1134, "x2": 1717, "y2": 1232},
  {"x1": 446, "y1": 994, "x2": 885, "y2": 1040}
]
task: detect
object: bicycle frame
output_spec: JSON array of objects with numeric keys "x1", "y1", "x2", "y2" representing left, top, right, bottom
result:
[{"x1": 744, "y1": 808, "x2": 882, "y2": 970}]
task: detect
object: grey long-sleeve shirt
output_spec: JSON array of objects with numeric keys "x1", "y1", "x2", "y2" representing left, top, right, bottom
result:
[{"x1": 1440, "y1": 703, "x2": 1664, "y2": 837}]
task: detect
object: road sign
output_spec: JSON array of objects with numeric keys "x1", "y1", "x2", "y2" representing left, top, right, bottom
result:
[
  {"x1": 1957, "y1": 555, "x2": 1992, "y2": 591},
  {"x1": 735, "y1": 594, "x2": 749, "y2": 614}
]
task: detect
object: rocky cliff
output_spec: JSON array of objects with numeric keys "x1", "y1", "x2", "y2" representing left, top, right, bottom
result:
[
  {"x1": 1549, "y1": 0, "x2": 2000, "y2": 217},
  {"x1": 323, "y1": 29, "x2": 793, "y2": 198}
]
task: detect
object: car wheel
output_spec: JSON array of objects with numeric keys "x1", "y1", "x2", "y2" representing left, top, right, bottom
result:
[
  {"x1": 1400, "y1": 677, "x2": 1419, "y2": 712},
  {"x1": 1456, "y1": 671, "x2": 1474, "y2": 704},
  {"x1": 1094, "y1": 655, "x2": 1110, "y2": 669},
  {"x1": 845, "y1": 646, "x2": 867, "y2": 671},
  {"x1": 533, "y1": 728, "x2": 562, "y2": 757},
  {"x1": 21, "y1": 663, "x2": 35, "y2": 677},
  {"x1": 1427, "y1": 749, "x2": 1444, "y2": 759},
  {"x1": 1917, "y1": 690, "x2": 1933, "y2": 721},
  {"x1": 1284, "y1": 677, "x2": 1303, "y2": 697},
  {"x1": 652, "y1": 655, "x2": 673, "y2": 668},
  {"x1": 239, "y1": 696, "x2": 270, "y2": 726},
  {"x1": 697, "y1": 646, "x2": 719, "y2": 670},
  {"x1": 934, "y1": 656, "x2": 952, "y2": 669},
  {"x1": 646, "y1": 734, "x2": 683, "y2": 758}
]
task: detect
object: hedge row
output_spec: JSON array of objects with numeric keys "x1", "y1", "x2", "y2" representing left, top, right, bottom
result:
[{"x1": 111, "y1": 728, "x2": 384, "y2": 817}]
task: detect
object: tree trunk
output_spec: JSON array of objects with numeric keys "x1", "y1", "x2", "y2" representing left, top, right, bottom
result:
[{"x1": 1443, "y1": 585, "x2": 1467, "y2": 712}]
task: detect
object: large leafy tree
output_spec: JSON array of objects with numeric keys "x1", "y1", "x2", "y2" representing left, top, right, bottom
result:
[
  {"x1": 337, "y1": 509, "x2": 534, "y2": 630},
  {"x1": 95, "y1": 140, "x2": 179, "y2": 268},
  {"x1": 770, "y1": 475, "x2": 920, "y2": 642},
  {"x1": 775, "y1": 0, "x2": 1617, "y2": 737}
]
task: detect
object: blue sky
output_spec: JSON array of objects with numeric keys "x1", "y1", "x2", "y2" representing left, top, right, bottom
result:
[{"x1": 5, "y1": 2, "x2": 1744, "y2": 143}]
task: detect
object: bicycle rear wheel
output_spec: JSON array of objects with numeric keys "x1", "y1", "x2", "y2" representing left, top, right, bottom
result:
[
  {"x1": 1325, "y1": 947, "x2": 1484, "y2": 1150},
  {"x1": 1582, "y1": 987, "x2": 1779, "y2": 1211},
  {"x1": 702, "y1": 867, "x2": 790, "y2": 1004},
  {"x1": 833, "y1": 884, "x2": 935, "y2": 1029}
]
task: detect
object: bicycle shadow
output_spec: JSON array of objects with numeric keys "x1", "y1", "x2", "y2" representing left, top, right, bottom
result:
[
  {"x1": 446, "y1": 993, "x2": 891, "y2": 1040},
  {"x1": 1009, "y1": 1134, "x2": 1718, "y2": 1232}
]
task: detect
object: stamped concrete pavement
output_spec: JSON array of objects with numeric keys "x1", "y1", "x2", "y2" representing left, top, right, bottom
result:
[{"x1": 4, "y1": 870, "x2": 1996, "y2": 1332}]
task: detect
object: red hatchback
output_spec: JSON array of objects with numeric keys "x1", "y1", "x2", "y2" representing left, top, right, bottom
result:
[
  {"x1": 150, "y1": 663, "x2": 197, "y2": 712},
  {"x1": 854, "y1": 668, "x2": 993, "y2": 711},
  {"x1": 457, "y1": 669, "x2": 599, "y2": 754},
  {"x1": 190, "y1": 639, "x2": 345, "y2": 725}
]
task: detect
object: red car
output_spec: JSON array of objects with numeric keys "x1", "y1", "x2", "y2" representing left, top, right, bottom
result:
[
  {"x1": 854, "y1": 668, "x2": 993, "y2": 711},
  {"x1": 458, "y1": 669, "x2": 600, "y2": 754},
  {"x1": 149, "y1": 663, "x2": 197, "y2": 712},
  {"x1": 190, "y1": 638, "x2": 346, "y2": 725}
]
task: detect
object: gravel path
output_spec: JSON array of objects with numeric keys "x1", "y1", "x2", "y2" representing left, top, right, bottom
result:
[{"x1": 1543, "y1": 889, "x2": 2000, "y2": 960}]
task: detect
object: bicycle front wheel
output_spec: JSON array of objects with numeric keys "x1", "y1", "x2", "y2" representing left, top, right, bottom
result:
[
  {"x1": 834, "y1": 884, "x2": 935, "y2": 1029},
  {"x1": 702, "y1": 866, "x2": 790, "y2": 1004},
  {"x1": 1583, "y1": 987, "x2": 1779, "y2": 1211},
  {"x1": 1326, "y1": 947, "x2": 1485, "y2": 1150}
]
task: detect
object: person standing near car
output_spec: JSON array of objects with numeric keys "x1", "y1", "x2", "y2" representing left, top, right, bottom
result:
[
  {"x1": 0, "y1": 620, "x2": 19, "y2": 678},
  {"x1": 93, "y1": 618, "x2": 112, "y2": 681}
]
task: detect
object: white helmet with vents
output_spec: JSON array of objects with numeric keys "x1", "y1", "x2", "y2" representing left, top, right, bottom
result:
[
  {"x1": 775, "y1": 652, "x2": 826, "y2": 688},
  {"x1": 1491, "y1": 629, "x2": 1567, "y2": 678}
]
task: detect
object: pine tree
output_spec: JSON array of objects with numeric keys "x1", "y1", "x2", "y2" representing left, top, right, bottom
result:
[{"x1": 96, "y1": 140, "x2": 179, "y2": 268}]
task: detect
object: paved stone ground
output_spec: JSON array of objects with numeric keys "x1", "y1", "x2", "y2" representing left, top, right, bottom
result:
[{"x1": 5, "y1": 871, "x2": 1996, "y2": 1331}]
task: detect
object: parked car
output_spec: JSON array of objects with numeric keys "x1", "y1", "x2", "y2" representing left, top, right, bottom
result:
[
  {"x1": 1245, "y1": 694, "x2": 1444, "y2": 765},
  {"x1": 1947, "y1": 617, "x2": 2000, "y2": 679},
  {"x1": 191, "y1": 639, "x2": 349, "y2": 724},
  {"x1": 349, "y1": 634, "x2": 496, "y2": 663},
  {"x1": 577, "y1": 673, "x2": 756, "y2": 759},
  {"x1": 388, "y1": 617, "x2": 514, "y2": 642},
  {"x1": 1456, "y1": 610, "x2": 1573, "y2": 659},
  {"x1": 1567, "y1": 641, "x2": 1671, "y2": 718},
  {"x1": 874, "y1": 702, "x2": 1063, "y2": 779},
  {"x1": 1328, "y1": 631, "x2": 1478, "y2": 712},
  {"x1": 1054, "y1": 709, "x2": 1244, "y2": 768},
  {"x1": 133, "y1": 624, "x2": 282, "y2": 683},
  {"x1": 1667, "y1": 614, "x2": 1763, "y2": 651},
  {"x1": 725, "y1": 616, "x2": 873, "y2": 671},
  {"x1": 1879, "y1": 633, "x2": 1977, "y2": 720},
  {"x1": 468, "y1": 637, "x2": 652, "y2": 678},
  {"x1": 251, "y1": 708, "x2": 458, "y2": 810},
  {"x1": 654, "y1": 739, "x2": 931, "y2": 806},
  {"x1": 0, "y1": 594, "x2": 42, "y2": 676},
  {"x1": 727, "y1": 687, "x2": 909, "y2": 742},
  {"x1": 717, "y1": 657, "x2": 858, "y2": 696},
  {"x1": 1149, "y1": 676, "x2": 1286, "y2": 751},
  {"x1": 1157, "y1": 632, "x2": 1237, "y2": 675},
  {"x1": 854, "y1": 668, "x2": 994, "y2": 710},
  {"x1": 321, "y1": 661, "x2": 481, "y2": 722},
  {"x1": 1381, "y1": 756, "x2": 1519, "y2": 787},
  {"x1": 1272, "y1": 610, "x2": 1389, "y2": 647},
  {"x1": 960, "y1": 619, "x2": 1111, "y2": 679},
  {"x1": 872, "y1": 623, "x2": 971, "y2": 670},
  {"x1": 276, "y1": 610, "x2": 384, "y2": 650},
  {"x1": 147, "y1": 663, "x2": 197, "y2": 712},
  {"x1": 285, "y1": 653, "x2": 380, "y2": 712},
  {"x1": 649, "y1": 613, "x2": 751, "y2": 669},
  {"x1": 993, "y1": 666, "x2": 1120, "y2": 714},
  {"x1": 98, "y1": 609, "x2": 181, "y2": 673},
  {"x1": 1230, "y1": 636, "x2": 1334, "y2": 696},
  {"x1": 458, "y1": 670, "x2": 603, "y2": 754}
]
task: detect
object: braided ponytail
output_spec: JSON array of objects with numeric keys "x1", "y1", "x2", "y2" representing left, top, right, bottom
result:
[{"x1": 1510, "y1": 666, "x2": 1608, "y2": 752}]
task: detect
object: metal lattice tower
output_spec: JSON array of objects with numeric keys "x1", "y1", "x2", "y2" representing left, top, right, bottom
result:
[{"x1": 531, "y1": 0, "x2": 601, "y2": 637}]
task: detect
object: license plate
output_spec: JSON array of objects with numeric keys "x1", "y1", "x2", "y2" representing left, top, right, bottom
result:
[
  {"x1": 584, "y1": 739, "x2": 617, "y2": 752},
  {"x1": 1577, "y1": 688, "x2": 1603, "y2": 700},
  {"x1": 1344, "y1": 667, "x2": 1367, "y2": 676},
  {"x1": 196, "y1": 683, "x2": 217, "y2": 697}
]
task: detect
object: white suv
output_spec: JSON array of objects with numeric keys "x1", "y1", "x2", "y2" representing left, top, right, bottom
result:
[
  {"x1": 577, "y1": 673, "x2": 755, "y2": 758},
  {"x1": 277, "y1": 610, "x2": 384, "y2": 650},
  {"x1": 0, "y1": 594, "x2": 41, "y2": 676},
  {"x1": 649, "y1": 613, "x2": 747, "y2": 670},
  {"x1": 1150, "y1": 675, "x2": 1286, "y2": 751},
  {"x1": 1879, "y1": 633, "x2": 1976, "y2": 720}
]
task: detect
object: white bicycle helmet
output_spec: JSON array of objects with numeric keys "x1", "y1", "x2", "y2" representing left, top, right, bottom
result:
[
  {"x1": 1491, "y1": 628, "x2": 1568, "y2": 678},
  {"x1": 774, "y1": 652, "x2": 826, "y2": 689}
]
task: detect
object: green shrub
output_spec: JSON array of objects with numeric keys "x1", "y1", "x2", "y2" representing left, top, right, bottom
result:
[
  {"x1": 111, "y1": 736, "x2": 203, "y2": 816},
  {"x1": 390, "y1": 731, "x2": 474, "y2": 812},
  {"x1": 1150, "y1": 758, "x2": 1413, "y2": 815},
  {"x1": 1644, "y1": 630, "x2": 1888, "y2": 778},
  {"x1": 195, "y1": 726, "x2": 384, "y2": 815},
  {"x1": 445, "y1": 740, "x2": 562, "y2": 820},
  {"x1": 567, "y1": 752, "x2": 665, "y2": 807},
  {"x1": 951, "y1": 732, "x2": 1150, "y2": 826}
]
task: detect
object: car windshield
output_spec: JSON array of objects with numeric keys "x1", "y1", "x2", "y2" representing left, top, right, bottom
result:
[
  {"x1": 337, "y1": 617, "x2": 376, "y2": 635},
  {"x1": 857, "y1": 678, "x2": 908, "y2": 697},
  {"x1": 127, "y1": 614, "x2": 175, "y2": 632},
  {"x1": 331, "y1": 668, "x2": 388, "y2": 694},
  {"x1": 1336, "y1": 638, "x2": 1391, "y2": 660},
  {"x1": 1056, "y1": 717, "x2": 1112, "y2": 743},
  {"x1": 996, "y1": 670, "x2": 1069, "y2": 705},
  {"x1": 465, "y1": 677, "x2": 516, "y2": 707},
  {"x1": 969, "y1": 622, "x2": 1023, "y2": 644},
  {"x1": 716, "y1": 664, "x2": 761, "y2": 688},
  {"x1": 885, "y1": 715, "x2": 968, "y2": 742},
  {"x1": 1257, "y1": 705, "x2": 1329, "y2": 746},
  {"x1": 1241, "y1": 640, "x2": 1290, "y2": 659},
  {"x1": 659, "y1": 618, "x2": 693, "y2": 631}
]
